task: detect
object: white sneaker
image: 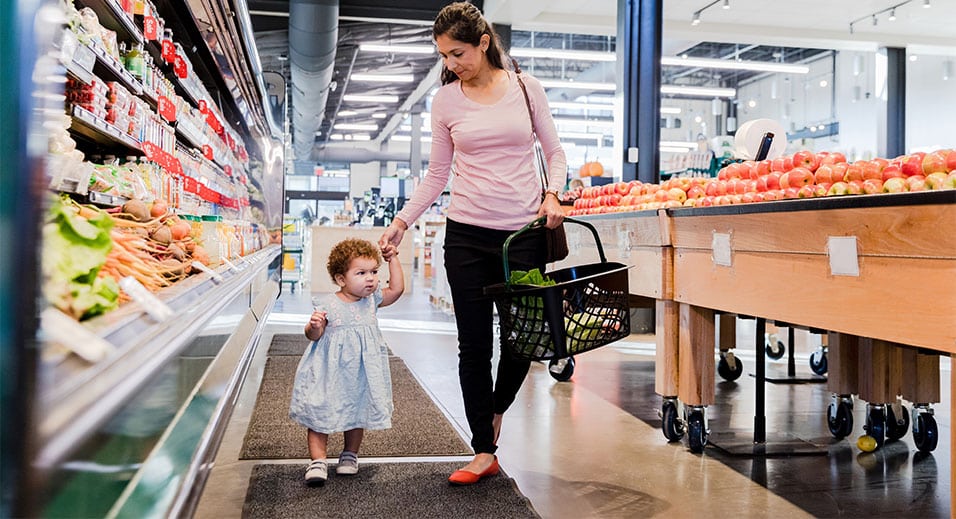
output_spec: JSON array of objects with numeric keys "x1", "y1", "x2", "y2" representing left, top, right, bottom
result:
[
  {"x1": 336, "y1": 451, "x2": 359, "y2": 475},
  {"x1": 305, "y1": 460, "x2": 327, "y2": 486}
]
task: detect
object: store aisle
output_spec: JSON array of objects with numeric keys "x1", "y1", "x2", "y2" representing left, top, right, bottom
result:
[{"x1": 195, "y1": 285, "x2": 949, "y2": 518}]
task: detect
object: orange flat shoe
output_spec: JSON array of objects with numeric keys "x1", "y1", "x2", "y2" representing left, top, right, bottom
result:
[{"x1": 448, "y1": 456, "x2": 500, "y2": 486}]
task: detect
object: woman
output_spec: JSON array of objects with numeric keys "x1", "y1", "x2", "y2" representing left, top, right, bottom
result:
[{"x1": 378, "y1": 1, "x2": 566, "y2": 485}]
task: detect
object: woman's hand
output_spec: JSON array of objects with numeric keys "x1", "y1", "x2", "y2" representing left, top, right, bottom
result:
[
  {"x1": 379, "y1": 218, "x2": 408, "y2": 252},
  {"x1": 537, "y1": 192, "x2": 565, "y2": 229}
]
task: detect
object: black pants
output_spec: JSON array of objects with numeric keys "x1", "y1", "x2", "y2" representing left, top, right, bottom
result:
[{"x1": 443, "y1": 218, "x2": 546, "y2": 455}]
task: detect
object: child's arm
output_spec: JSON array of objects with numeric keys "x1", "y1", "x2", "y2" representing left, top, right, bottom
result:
[
  {"x1": 379, "y1": 246, "x2": 404, "y2": 307},
  {"x1": 305, "y1": 310, "x2": 328, "y2": 341}
]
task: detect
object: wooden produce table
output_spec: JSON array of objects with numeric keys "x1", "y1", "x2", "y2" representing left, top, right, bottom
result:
[{"x1": 309, "y1": 225, "x2": 415, "y2": 294}]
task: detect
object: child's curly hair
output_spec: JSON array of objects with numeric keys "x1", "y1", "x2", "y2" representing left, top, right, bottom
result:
[{"x1": 327, "y1": 238, "x2": 381, "y2": 282}]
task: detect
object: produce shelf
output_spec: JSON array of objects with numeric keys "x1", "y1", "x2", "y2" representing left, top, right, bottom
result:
[
  {"x1": 34, "y1": 245, "x2": 281, "y2": 470},
  {"x1": 76, "y1": 0, "x2": 142, "y2": 46}
]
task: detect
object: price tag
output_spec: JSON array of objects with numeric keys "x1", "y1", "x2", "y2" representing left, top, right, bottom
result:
[
  {"x1": 143, "y1": 15, "x2": 158, "y2": 40},
  {"x1": 118, "y1": 276, "x2": 174, "y2": 321},
  {"x1": 191, "y1": 261, "x2": 223, "y2": 283},
  {"x1": 71, "y1": 43, "x2": 96, "y2": 79},
  {"x1": 711, "y1": 232, "x2": 732, "y2": 267},
  {"x1": 174, "y1": 54, "x2": 188, "y2": 79},
  {"x1": 39, "y1": 308, "x2": 115, "y2": 363},
  {"x1": 162, "y1": 39, "x2": 176, "y2": 63},
  {"x1": 827, "y1": 236, "x2": 860, "y2": 276},
  {"x1": 202, "y1": 144, "x2": 214, "y2": 161},
  {"x1": 158, "y1": 95, "x2": 176, "y2": 122}
]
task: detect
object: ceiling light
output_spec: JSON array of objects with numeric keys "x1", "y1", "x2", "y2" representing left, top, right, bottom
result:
[
  {"x1": 747, "y1": 99, "x2": 757, "y2": 108},
  {"x1": 337, "y1": 110, "x2": 358, "y2": 117},
  {"x1": 557, "y1": 132, "x2": 603, "y2": 142},
  {"x1": 552, "y1": 118, "x2": 615, "y2": 128},
  {"x1": 691, "y1": 11, "x2": 701, "y2": 25},
  {"x1": 510, "y1": 48, "x2": 615, "y2": 62},
  {"x1": 549, "y1": 101, "x2": 615, "y2": 112},
  {"x1": 660, "y1": 106, "x2": 682, "y2": 114},
  {"x1": 888, "y1": 8, "x2": 896, "y2": 21},
  {"x1": 661, "y1": 146, "x2": 690, "y2": 154},
  {"x1": 342, "y1": 94, "x2": 400, "y2": 103},
  {"x1": 350, "y1": 73, "x2": 415, "y2": 83},
  {"x1": 372, "y1": 113, "x2": 387, "y2": 119},
  {"x1": 924, "y1": 0, "x2": 930, "y2": 8},
  {"x1": 539, "y1": 79, "x2": 616, "y2": 91},
  {"x1": 330, "y1": 134, "x2": 344, "y2": 141},
  {"x1": 661, "y1": 85, "x2": 736, "y2": 98},
  {"x1": 335, "y1": 123, "x2": 378, "y2": 131},
  {"x1": 359, "y1": 43, "x2": 434, "y2": 54},
  {"x1": 661, "y1": 56, "x2": 810, "y2": 74},
  {"x1": 722, "y1": 0, "x2": 730, "y2": 9},
  {"x1": 660, "y1": 140, "x2": 698, "y2": 149},
  {"x1": 944, "y1": 60, "x2": 953, "y2": 81},
  {"x1": 910, "y1": 55, "x2": 918, "y2": 61},
  {"x1": 390, "y1": 135, "x2": 432, "y2": 143},
  {"x1": 819, "y1": 79, "x2": 828, "y2": 87}
]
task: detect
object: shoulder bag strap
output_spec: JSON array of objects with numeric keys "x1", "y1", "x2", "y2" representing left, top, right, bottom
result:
[{"x1": 514, "y1": 67, "x2": 549, "y2": 193}]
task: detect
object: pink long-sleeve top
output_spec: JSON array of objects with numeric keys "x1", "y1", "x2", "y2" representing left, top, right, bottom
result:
[{"x1": 395, "y1": 70, "x2": 567, "y2": 231}]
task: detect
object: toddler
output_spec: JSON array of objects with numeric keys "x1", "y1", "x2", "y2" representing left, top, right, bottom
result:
[{"x1": 289, "y1": 238, "x2": 404, "y2": 485}]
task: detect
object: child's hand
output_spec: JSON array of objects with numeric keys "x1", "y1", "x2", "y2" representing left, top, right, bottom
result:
[
  {"x1": 381, "y1": 244, "x2": 399, "y2": 262},
  {"x1": 305, "y1": 309, "x2": 328, "y2": 340}
]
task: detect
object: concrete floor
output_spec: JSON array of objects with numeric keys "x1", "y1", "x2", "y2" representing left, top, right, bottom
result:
[{"x1": 195, "y1": 282, "x2": 951, "y2": 518}]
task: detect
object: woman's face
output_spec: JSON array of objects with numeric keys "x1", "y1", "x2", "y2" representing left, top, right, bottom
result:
[{"x1": 435, "y1": 32, "x2": 489, "y2": 82}]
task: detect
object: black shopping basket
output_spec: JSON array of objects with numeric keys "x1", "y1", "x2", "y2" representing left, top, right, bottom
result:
[{"x1": 484, "y1": 217, "x2": 631, "y2": 361}]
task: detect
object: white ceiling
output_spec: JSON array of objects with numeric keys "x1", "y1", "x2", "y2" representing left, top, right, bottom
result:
[{"x1": 484, "y1": 0, "x2": 956, "y2": 56}]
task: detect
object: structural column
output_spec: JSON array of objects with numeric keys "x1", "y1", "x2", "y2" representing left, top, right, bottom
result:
[
  {"x1": 884, "y1": 47, "x2": 906, "y2": 158},
  {"x1": 617, "y1": 0, "x2": 662, "y2": 184}
]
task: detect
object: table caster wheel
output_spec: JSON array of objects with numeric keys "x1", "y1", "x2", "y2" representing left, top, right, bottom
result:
[
  {"x1": 548, "y1": 356, "x2": 575, "y2": 382},
  {"x1": 827, "y1": 398, "x2": 853, "y2": 439},
  {"x1": 886, "y1": 404, "x2": 909, "y2": 441},
  {"x1": 765, "y1": 337, "x2": 785, "y2": 360},
  {"x1": 912, "y1": 406, "x2": 938, "y2": 452},
  {"x1": 686, "y1": 408, "x2": 708, "y2": 454},
  {"x1": 864, "y1": 405, "x2": 886, "y2": 450},
  {"x1": 717, "y1": 351, "x2": 743, "y2": 381},
  {"x1": 809, "y1": 348, "x2": 828, "y2": 375},
  {"x1": 661, "y1": 399, "x2": 684, "y2": 442}
]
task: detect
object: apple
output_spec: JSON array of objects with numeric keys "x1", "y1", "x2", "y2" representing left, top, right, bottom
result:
[
  {"x1": 771, "y1": 156, "x2": 794, "y2": 173},
  {"x1": 783, "y1": 187, "x2": 800, "y2": 199},
  {"x1": 752, "y1": 192, "x2": 766, "y2": 202},
  {"x1": 947, "y1": 171, "x2": 956, "y2": 188},
  {"x1": 820, "y1": 151, "x2": 847, "y2": 165},
  {"x1": 755, "y1": 160, "x2": 772, "y2": 177},
  {"x1": 881, "y1": 164, "x2": 904, "y2": 182},
  {"x1": 727, "y1": 178, "x2": 748, "y2": 195},
  {"x1": 827, "y1": 182, "x2": 849, "y2": 196},
  {"x1": 862, "y1": 179, "x2": 884, "y2": 194},
  {"x1": 654, "y1": 190, "x2": 669, "y2": 202},
  {"x1": 786, "y1": 167, "x2": 815, "y2": 187},
  {"x1": 642, "y1": 183, "x2": 660, "y2": 195},
  {"x1": 882, "y1": 177, "x2": 908, "y2": 193},
  {"x1": 860, "y1": 161, "x2": 883, "y2": 181},
  {"x1": 843, "y1": 163, "x2": 864, "y2": 183},
  {"x1": 901, "y1": 153, "x2": 925, "y2": 177},
  {"x1": 741, "y1": 192, "x2": 757, "y2": 203},
  {"x1": 906, "y1": 175, "x2": 927, "y2": 192},
  {"x1": 922, "y1": 151, "x2": 949, "y2": 175},
  {"x1": 699, "y1": 196, "x2": 714, "y2": 207},
  {"x1": 946, "y1": 150, "x2": 956, "y2": 172},
  {"x1": 925, "y1": 172, "x2": 950, "y2": 190},
  {"x1": 847, "y1": 181, "x2": 864, "y2": 195},
  {"x1": 667, "y1": 187, "x2": 688, "y2": 202},
  {"x1": 682, "y1": 198, "x2": 698, "y2": 207},
  {"x1": 797, "y1": 185, "x2": 816, "y2": 198},
  {"x1": 705, "y1": 180, "x2": 728, "y2": 197},
  {"x1": 713, "y1": 195, "x2": 730, "y2": 206},
  {"x1": 686, "y1": 185, "x2": 706, "y2": 199},
  {"x1": 814, "y1": 164, "x2": 838, "y2": 185},
  {"x1": 792, "y1": 150, "x2": 821, "y2": 172},
  {"x1": 831, "y1": 162, "x2": 849, "y2": 180},
  {"x1": 814, "y1": 183, "x2": 831, "y2": 197},
  {"x1": 727, "y1": 194, "x2": 743, "y2": 204}
]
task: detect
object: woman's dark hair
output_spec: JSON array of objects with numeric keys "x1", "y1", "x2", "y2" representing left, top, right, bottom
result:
[{"x1": 433, "y1": 2, "x2": 508, "y2": 85}]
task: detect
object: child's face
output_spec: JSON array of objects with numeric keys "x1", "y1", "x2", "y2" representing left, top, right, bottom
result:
[{"x1": 335, "y1": 256, "x2": 380, "y2": 299}]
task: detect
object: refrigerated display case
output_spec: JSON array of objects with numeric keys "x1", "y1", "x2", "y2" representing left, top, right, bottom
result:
[{"x1": 3, "y1": 0, "x2": 285, "y2": 515}]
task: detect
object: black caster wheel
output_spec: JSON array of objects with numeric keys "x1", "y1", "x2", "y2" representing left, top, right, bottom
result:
[
  {"x1": 913, "y1": 413, "x2": 939, "y2": 452},
  {"x1": 687, "y1": 410, "x2": 707, "y2": 454},
  {"x1": 661, "y1": 400, "x2": 684, "y2": 442},
  {"x1": 864, "y1": 406, "x2": 886, "y2": 449},
  {"x1": 827, "y1": 400, "x2": 854, "y2": 439},
  {"x1": 548, "y1": 357, "x2": 575, "y2": 382},
  {"x1": 766, "y1": 339, "x2": 785, "y2": 360},
  {"x1": 886, "y1": 405, "x2": 909, "y2": 441},
  {"x1": 717, "y1": 353, "x2": 743, "y2": 381},
  {"x1": 809, "y1": 349, "x2": 828, "y2": 375}
]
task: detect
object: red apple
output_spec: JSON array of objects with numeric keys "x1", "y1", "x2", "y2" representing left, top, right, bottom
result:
[
  {"x1": 846, "y1": 181, "x2": 864, "y2": 195},
  {"x1": 814, "y1": 183, "x2": 830, "y2": 197},
  {"x1": 820, "y1": 151, "x2": 847, "y2": 165},
  {"x1": 827, "y1": 182, "x2": 849, "y2": 196},
  {"x1": 831, "y1": 162, "x2": 849, "y2": 181},
  {"x1": 862, "y1": 179, "x2": 884, "y2": 194},
  {"x1": 947, "y1": 171, "x2": 956, "y2": 188},
  {"x1": 741, "y1": 192, "x2": 757, "y2": 203},
  {"x1": 699, "y1": 196, "x2": 714, "y2": 207},
  {"x1": 686, "y1": 185, "x2": 706, "y2": 199},
  {"x1": 783, "y1": 187, "x2": 800, "y2": 199},
  {"x1": 844, "y1": 162, "x2": 864, "y2": 183},
  {"x1": 906, "y1": 175, "x2": 927, "y2": 192},
  {"x1": 755, "y1": 160, "x2": 772, "y2": 177},
  {"x1": 797, "y1": 185, "x2": 816, "y2": 198},
  {"x1": 787, "y1": 167, "x2": 815, "y2": 187},
  {"x1": 771, "y1": 156, "x2": 793, "y2": 173},
  {"x1": 860, "y1": 161, "x2": 883, "y2": 181},
  {"x1": 882, "y1": 177, "x2": 908, "y2": 193},
  {"x1": 727, "y1": 178, "x2": 747, "y2": 195},
  {"x1": 762, "y1": 190, "x2": 780, "y2": 201},
  {"x1": 881, "y1": 164, "x2": 904, "y2": 182},
  {"x1": 925, "y1": 172, "x2": 950, "y2": 190},
  {"x1": 792, "y1": 150, "x2": 821, "y2": 172},
  {"x1": 922, "y1": 151, "x2": 949, "y2": 175},
  {"x1": 667, "y1": 187, "x2": 688, "y2": 202},
  {"x1": 946, "y1": 150, "x2": 956, "y2": 172},
  {"x1": 705, "y1": 180, "x2": 728, "y2": 197},
  {"x1": 901, "y1": 153, "x2": 925, "y2": 177},
  {"x1": 814, "y1": 165, "x2": 837, "y2": 185}
]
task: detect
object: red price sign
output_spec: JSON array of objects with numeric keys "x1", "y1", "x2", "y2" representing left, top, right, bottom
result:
[
  {"x1": 202, "y1": 144, "x2": 214, "y2": 161},
  {"x1": 142, "y1": 141, "x2": 184, "y2": 177},
  {"x1": 162, "y1": 40, "x2": 176, "y2": 63},
  {"x1": 174, "y1": 54, "x2": 188, "y2": 79},
  {"x1": 157, "y1": 95, "x2": 176, "y2": 123},
  {"x1": 223, "y1": 165, "x2": 233, "y2": 177},
  {"x1": 143, "y1": 16, "x2": 158, "y2": 40}
]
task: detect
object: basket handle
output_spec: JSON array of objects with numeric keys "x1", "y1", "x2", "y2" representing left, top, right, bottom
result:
[{"x1": 502, "y1": 216, "x2": 607, "y2": 285}]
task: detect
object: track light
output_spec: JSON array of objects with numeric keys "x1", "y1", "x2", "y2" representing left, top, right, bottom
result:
[
  {"x1": 888, "y1": 8, "x2": 896, "y2": 20},
  {"x1": 691, "y1": 11, "x2": 701, "y2": 25},
  {"x1": 872, "y1": 15, "x2": 878, "y2": 26},
  {"x1": 924, "y1": 0, "x2": 930, "y2": 8},
  {"x1": 722, "y1": 0, "x2": 730, "y2": 9}
]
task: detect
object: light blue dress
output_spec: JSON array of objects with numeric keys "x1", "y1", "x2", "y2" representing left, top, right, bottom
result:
[{"x1": 289, "y1": 288, "x2": 393, "y2": 433}]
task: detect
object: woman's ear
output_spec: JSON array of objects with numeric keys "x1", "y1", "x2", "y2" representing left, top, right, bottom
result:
[{"x1": 480, "y1": 33, "x2": 490, "y2": 52}]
